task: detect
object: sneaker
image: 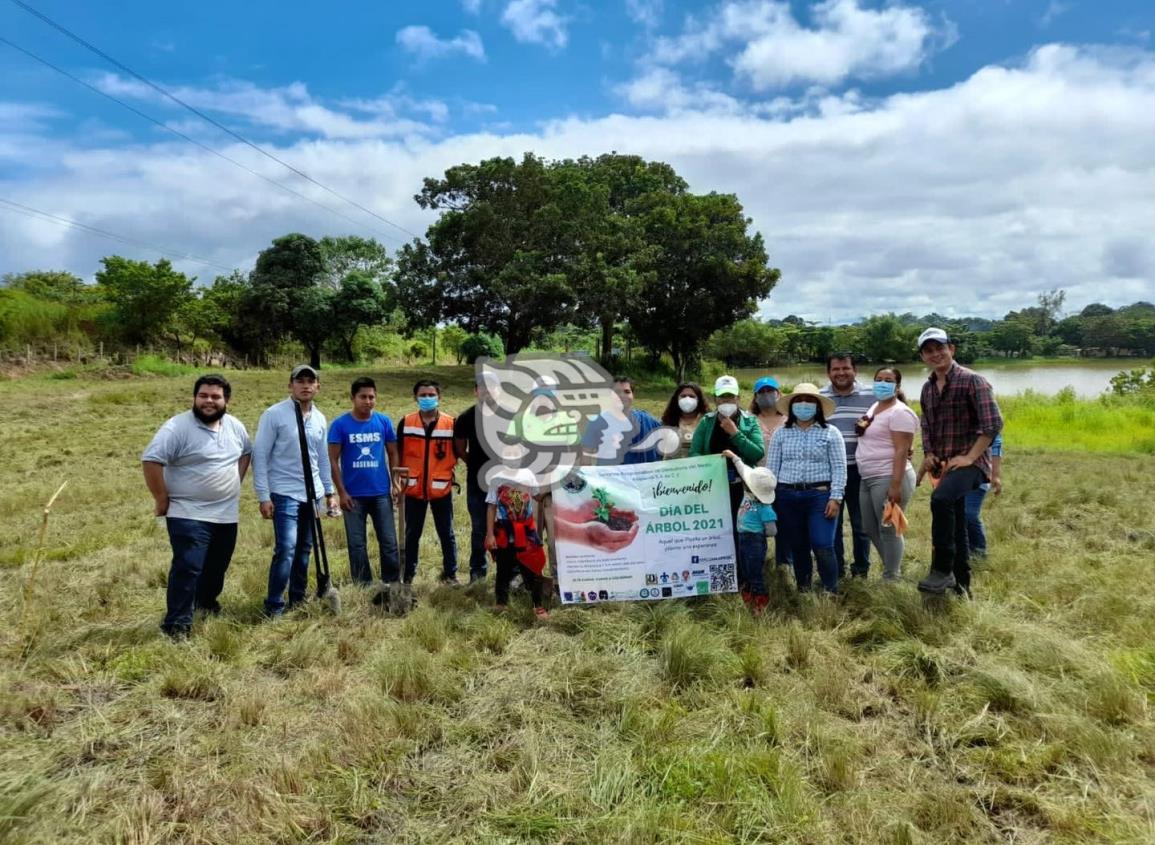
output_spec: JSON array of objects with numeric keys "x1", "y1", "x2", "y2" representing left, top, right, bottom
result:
[
  {"x1": 752, "y1": 595, "x2": 769, "y2": 617},
  {"x1": 533, "y1": 607, "x2": 550, "y2": 620},
  {"x1": 740, "y1": 588, "x2": 753, "y2": 609},
  {"x1": 469, "y1": 573, "x2": 486, "y2": 584},
  {"x1": 440, "y1": 576, "x2": 460, "y2": 587},
  {"x1": 951, "y1": 583, "x2": 973, "y2": 601},
  {"x1": 918, "y1": 570, "x2": 957, "y2": 594},
  {"x1": 197, "y1": 601, "x2": 222, "y2": 616}
]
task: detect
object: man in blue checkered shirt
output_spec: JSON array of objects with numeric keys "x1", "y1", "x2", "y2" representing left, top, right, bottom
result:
[{"x1": 820, "y1": 353, "x2": 874, "y2": 579}]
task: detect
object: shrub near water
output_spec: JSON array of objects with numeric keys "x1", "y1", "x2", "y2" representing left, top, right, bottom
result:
[{"x1": 0, "y1": 367, "x2": 1153, "y2": 844}]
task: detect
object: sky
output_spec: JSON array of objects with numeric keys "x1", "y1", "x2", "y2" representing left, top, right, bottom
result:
[{"x1": 2, "y1": 0, "x2": 1154, "y2": 323}]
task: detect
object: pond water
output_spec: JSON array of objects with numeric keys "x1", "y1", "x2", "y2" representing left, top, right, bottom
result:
[{"x1": 732, "y1": 359, "x2": 1137, "y2": 398}]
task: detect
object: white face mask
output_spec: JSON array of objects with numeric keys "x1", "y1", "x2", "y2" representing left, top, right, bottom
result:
[
  {"x1": 677, "y1": 396, "x2": 698, "y2": 413},
  {"x1": 717, "y1": 402, "x2": 738, "y2": 417}
]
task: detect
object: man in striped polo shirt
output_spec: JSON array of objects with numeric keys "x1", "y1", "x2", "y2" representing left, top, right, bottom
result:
[{"x1": 820, "y1": 353, "x2": 874, "y2": 579}]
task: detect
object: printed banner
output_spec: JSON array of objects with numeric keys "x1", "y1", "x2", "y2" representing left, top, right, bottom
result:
[{"x1": 552, "y1": 455, "x2": 736, "y2": 604}]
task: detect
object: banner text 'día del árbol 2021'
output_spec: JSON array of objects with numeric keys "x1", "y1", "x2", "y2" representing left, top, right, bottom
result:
[{"x1": 552, "y1": 455, "x2": 736, "y2": 605}]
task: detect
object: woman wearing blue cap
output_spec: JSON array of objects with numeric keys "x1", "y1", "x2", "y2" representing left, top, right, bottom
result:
[{"x1": 750, "y1": 376, "x2": 787, "y2": 466}]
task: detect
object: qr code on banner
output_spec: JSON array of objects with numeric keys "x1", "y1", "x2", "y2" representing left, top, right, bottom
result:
[{"x1": 709, "y1": 563, "x2": 736, "y2": 592}]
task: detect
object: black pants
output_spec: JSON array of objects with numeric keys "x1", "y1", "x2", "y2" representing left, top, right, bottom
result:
[
  {"x1": 493, "y1": 548, "x2": 544, "y2": 607},
  {"x1": 929, "y1": 465, "x2": 985, "y2": 589}
]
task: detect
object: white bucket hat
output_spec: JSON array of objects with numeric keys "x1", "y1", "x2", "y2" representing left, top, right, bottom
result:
[{"x1": 733, "y1": 460, "x2": 777, "y2": 504}]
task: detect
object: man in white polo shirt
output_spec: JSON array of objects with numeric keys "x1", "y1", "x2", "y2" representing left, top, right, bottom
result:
[
  {"x1": 143, "y1": 374, "x2": 252, "y2": 639},
  {"x1": 252, "y1": 364, "x2": 336, "y2": 615}
]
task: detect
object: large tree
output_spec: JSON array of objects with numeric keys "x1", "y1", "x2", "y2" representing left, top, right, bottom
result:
[
  {"x1": 247, "y1": 233, "x2": 328, "y2": 367},
  {"x1": 395, "y1": 154, "x2": 585, "y2": 352},
  {"x1": 628, "y1": 192, "x2": 780, "y2": 381},
  {"x1": 95, "y1": 256, "x2": 193, "y2": 346}
]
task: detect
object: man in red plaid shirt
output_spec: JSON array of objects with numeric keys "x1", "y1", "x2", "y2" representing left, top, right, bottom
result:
[{"x1": 916, "y1": 328, "x2": 1004, "y2": 597}]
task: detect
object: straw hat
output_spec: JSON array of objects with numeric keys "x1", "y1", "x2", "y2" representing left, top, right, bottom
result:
[
  {"x1": 732, "y1": 460, "x2": 777, "y2": 505},
  {"x1": 775, "y1": 382, "x2": 835, "y2": 418}
]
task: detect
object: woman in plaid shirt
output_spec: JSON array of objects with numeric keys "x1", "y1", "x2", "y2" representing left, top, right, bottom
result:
[{"x1": 765, "y1": 383, "x2": 847, "y2": 593}]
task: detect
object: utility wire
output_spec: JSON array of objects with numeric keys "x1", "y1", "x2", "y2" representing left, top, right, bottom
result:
[
  {"x1": 0, "y1": 196, "x2": 236, "y2": 272},
  {"x1": 8, "y1": 0, "x2": 422, "y2": 240},
  {"x1": 0, "y1": 36, "x2": 393, "y2": 242}
]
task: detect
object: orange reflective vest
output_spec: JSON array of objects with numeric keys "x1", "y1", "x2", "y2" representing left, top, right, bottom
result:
[{"x1": 399, "y1": 411, "x2": 457, "y2": 500}]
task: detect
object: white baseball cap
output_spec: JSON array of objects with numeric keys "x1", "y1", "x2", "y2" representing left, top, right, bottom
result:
[
  {"x1": 714, "y1": 375, "x2": 740, "y2": 395},
  {"x1": 917, "y1": 327, "x2": 950, "y2": 349}
]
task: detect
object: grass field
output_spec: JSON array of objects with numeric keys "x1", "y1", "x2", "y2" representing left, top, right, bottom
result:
[{"x1": 1, "y1": 366, "x2": 1153, "y2": 844}]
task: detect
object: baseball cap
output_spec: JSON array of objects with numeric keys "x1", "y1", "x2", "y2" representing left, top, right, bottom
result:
[
  {"x1": 714, "y1": 375, "x2": 740, "y2": 395},
  {"x1": 917, "y1": 327, "x2": 950, "y2": 349},
  {"x1": 753, "y1": 376, "x2": 780, "y2": 393},
  {"x1": 290, "y1": 364, "x2": 319, "y2": 380}
]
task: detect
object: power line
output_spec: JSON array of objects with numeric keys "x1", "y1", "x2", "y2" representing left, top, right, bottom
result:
[
  {"x1": 0, "y1": 36, "x2": 395, "y2": 243},
  {"x1": 9, "y1": 0, "x2": 422, "y2": 241},
  {"x1": 0, "y1": 196, "x2": 236, "y2": 272}
]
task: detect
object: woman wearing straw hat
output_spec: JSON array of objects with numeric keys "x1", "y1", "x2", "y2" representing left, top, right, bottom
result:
[
  {"x1": 765, "y1": 383, "x2": 846, "y2": 593},
  {"x1": 854, "y1": 367, "x2": 918, "y2": 581}
]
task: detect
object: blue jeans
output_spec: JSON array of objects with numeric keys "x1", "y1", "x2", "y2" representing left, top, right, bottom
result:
[
  {"x1": 776, "y1": 486, "x2": 839, "y2": 593},
  {"x1": 266, "y1": 493, "x2": 320, "y2": 614},
  {"x1": 738, "y1": 532, "x2": 769, "y2": 596},
  {"x1": 343, "y1": 495, "x2": 400, "y2": 584},
  {"x1": 403, "y1": 495, "x2": 458, "y2": 583},
  {"x1": 965, "y1": 486, "x2": 989, "y2": 556},
  {"x1": 834, "y1": 463, "x2": 871, "y2": 577},
  {"x1": 163, "y1": 517, "x2": 237, "y2": 632},
  {"x1": 466, "y1": 484, "x2": 489, "y2": 580}
]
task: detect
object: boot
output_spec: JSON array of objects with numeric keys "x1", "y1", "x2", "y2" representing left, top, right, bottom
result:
[{"x1": 918, "y1": 569, "x2": 957, "y2": 594}]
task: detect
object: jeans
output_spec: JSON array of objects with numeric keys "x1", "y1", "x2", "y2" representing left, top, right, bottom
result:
[
  {"x1": 466, "y1": 484, "x2": 489, "y2": 580},
  {"x1": 163, "y1": 518, "x2": 237, "y2": 632},
  {"x1": 403, "y1": 495, "x2": 458, "y2": 583},
  {"x1": 738, "y1": 532, "x2": 769, "y2": 596},
  {"x1": 266, "y1": 493, "x2": 319, "y2": 615},
  {"x1": 776, "y1": 486, "x2": 839, "y2": 593},
  {"x1": 343, "y1": 495, "x2": 400, "y2": 584},
  {"x1": 834, "y1": 463, "x2": 871, "y2": 577},
  {"x1": 859, "y1": 468, "x2": 916, "y2": 581},
  {"x1": 929, "y1": 466, "x2": 985, "y2": 590},
  {"x1": 965, "y1": 486, "x2": 989, "y2": 556},
  {"x1": 493, "y1": 548, "x2": 544, "y2": 607}
]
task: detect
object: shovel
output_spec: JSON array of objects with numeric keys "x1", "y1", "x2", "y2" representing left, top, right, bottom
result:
[{"x1": 293, "y1": 399, "x2": 340, "y2": 614}]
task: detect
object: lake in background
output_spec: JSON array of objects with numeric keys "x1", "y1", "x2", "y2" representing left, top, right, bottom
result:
[{"x1": 732, "y1": 359, "x2": 1137, "y2": 398}]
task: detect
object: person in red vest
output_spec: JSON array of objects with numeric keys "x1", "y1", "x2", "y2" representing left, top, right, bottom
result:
[{"x1": 396, "y1": 379, "x2": 459, "y2": 584}]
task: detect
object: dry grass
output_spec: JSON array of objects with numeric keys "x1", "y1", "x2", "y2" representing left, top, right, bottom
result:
[{"x1": 0, "y1": 366, "x2": 1153, "y2": 843}]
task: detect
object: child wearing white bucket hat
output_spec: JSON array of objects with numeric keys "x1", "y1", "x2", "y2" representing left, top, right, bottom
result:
[{"x1": 722, "y1": 449, "x2": 777, "y2": 615}]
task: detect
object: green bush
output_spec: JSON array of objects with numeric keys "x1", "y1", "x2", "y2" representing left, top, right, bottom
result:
[
  {"x1": 461, "y1": 332, "x2": 505, "y2": 364},
  {"x1": 131, "y1": 354, "x2": 196, "y2": 377}
]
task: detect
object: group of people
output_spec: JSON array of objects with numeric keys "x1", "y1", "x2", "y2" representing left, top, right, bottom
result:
[{"x1": 142, "y1": 326, "x2": 1003, "y2": 639}]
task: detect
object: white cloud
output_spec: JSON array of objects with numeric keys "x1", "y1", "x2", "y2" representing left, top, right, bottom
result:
[
  {"x1": 650, "y1": 0, "x2": 947, "y2": 89},
  {"x1": 462, "y1": 0, "x2": 483, "y2": 13},
  {"x1": 615, "y1": 67, "x2": 743, "y2": 113},
  {"x1": 395, "y1": 25, "x2": 486, "y2": 62},
  {"x1": 626, "y1": 0, "x2": 663, "y2": 29},
  {"x1": 502, "y1": 0, "x2": 569, "y2": 49},
  {"x1": 3, "y1": 44, "x2": 1155, "y2": 322},
  {"x1": 1040, "y1": 1, "x2": 1070, "y2": 28},
  {"x1": 92, "y1": 75, "x2": 442, "y2": 140}
]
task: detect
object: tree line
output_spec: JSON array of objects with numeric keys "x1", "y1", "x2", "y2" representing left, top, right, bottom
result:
[
  {"x1": 3, "y1": 152, "x2": 1152, "y2": 374},
  {"x1": 0, "y1": 153, "x2": 778, "y2": 380}
]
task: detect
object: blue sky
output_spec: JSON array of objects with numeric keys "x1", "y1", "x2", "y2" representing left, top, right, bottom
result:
[{"x1": 2, "y1": 0, "x2": 1154, "y2": 320}]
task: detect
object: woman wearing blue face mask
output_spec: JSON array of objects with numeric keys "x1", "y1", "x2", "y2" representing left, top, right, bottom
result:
[
  {"x1": 765, "y1": 383, "x2": 846, "y2": 593},
  {"x1": 854, "y1": 367, "x2": 919, "y2": 581}
]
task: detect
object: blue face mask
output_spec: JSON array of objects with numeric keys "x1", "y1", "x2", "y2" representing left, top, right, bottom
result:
[
  {"x1": 417, "y1": 396, "x2": 439, "y2": 412},
  {"x1": 872, "y1": 381, "x2": 897, "y2": 401},
  {"x1": 792, "y1": 401, "x2": 817, "y2": 421}
]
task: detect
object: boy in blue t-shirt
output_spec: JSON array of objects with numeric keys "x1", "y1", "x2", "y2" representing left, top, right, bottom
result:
[
  {"x1": 327, "y1": 377, "x2": 401, "y2": 584},
  {"x1": 723, "y1": 450, "x2": 777, "y2": 615}
]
